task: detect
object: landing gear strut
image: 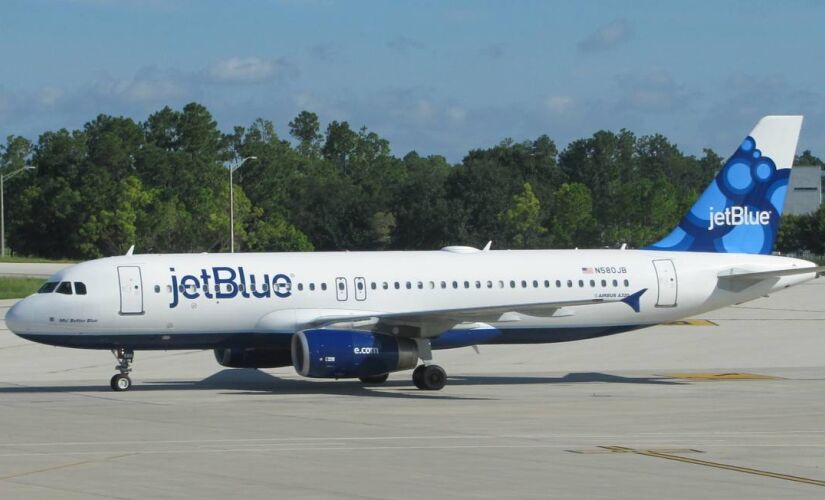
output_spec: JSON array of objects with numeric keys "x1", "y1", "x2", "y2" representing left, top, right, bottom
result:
[{"x1": 110, "y1": 348, "x2": 133, "y2": 391}]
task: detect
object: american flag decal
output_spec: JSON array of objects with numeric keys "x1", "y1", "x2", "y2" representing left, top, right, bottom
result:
[{"x1": 581, "y1": 267, "x2": 594, "y2": 274}]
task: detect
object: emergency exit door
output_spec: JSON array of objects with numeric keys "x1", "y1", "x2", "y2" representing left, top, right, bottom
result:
[
  {"x1": 652, "y1": 259, "x2": 677, "y2": 307},
  {"x1": 335, "y1": 277, "x2": 348, "y2": 301},
  {"x1": 118, "y1": 266, "x2": 144, "y2": 315}
]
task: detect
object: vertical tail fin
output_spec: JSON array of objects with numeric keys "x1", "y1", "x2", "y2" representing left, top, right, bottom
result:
[{"x1": 646, "y1": 115, "x2": 803, "y2": 254}]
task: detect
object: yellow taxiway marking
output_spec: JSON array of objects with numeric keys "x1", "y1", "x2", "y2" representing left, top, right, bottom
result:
[
  {"x1": 664, "y1": 372, "x2": 783, "y2": 381},
  {"x1": 600, "y1": 446, "x2": 825, "y2": 487},
  {"x1": 663, "y1": 319, "x2": 718, "y2": 326}
]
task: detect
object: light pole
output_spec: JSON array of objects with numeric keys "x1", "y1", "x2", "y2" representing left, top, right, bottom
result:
[
  {"x1": 229, "y1": 156, "x2": 256, "y2": 253},
  {"x1": 1, "y1": 165, "x2": 35, "y2": 257}
]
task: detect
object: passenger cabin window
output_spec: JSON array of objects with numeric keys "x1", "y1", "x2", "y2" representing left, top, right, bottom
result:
[
  {"x1": 74, "y1": 282, "x2": 87, "y2": 295},
  {"x1": 56, "y1": 282, "x2": 73, "y2": 295},
  {"x1": 38, "y1": 282, "x2": 59, "y2": 294},
  {"x1": 154, "y1": 285, "x2": 161, "y2": 293},
  {"x1": 321, "y1": 283, "x2": 327, "y2": 291}
]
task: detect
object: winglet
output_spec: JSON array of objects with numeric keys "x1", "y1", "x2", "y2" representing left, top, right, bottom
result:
[
  {"x1": 621, "y1": 288, "x2": 647, "y2": 313},
  {"x1": 125, "y1": 245, "x2": 135, "y2": 256}
]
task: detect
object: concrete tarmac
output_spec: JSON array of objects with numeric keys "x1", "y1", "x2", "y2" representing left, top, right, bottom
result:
[{"x1": 0, "y1": 275, "x2": 824, "y2": 498}]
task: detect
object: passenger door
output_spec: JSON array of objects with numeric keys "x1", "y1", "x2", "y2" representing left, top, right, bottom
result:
[
  {"x1": 118, "y1": 266, "x2": 144, "y2": 315},
  {"x1": 652, "y1": 259, "x2": 677, "y2": 307}
]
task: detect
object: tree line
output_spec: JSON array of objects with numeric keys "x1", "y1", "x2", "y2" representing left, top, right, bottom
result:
[{"x1": 0, "y1": 102, "x2": 821, "y2": 259}]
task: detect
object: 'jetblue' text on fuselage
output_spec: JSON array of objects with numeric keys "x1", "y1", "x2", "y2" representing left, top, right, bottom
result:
[{"x1": 168, "y1": 267, "x2": 292, "y2": 308}]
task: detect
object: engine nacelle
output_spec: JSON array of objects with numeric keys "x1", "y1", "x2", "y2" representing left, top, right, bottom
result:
[
  {"x1": 213, "y1": 347, "x2": 292, "y2": 368},
  {"x1": 291, "y1": 329, "x2": 419, "y2": 378}
]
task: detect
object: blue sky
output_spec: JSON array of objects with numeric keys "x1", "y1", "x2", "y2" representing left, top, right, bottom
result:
[{"x1": 2, "y1": 0, "x2": 824, "y2": 162}]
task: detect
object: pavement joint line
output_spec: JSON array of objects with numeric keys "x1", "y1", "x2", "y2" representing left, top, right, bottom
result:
[
  {"x1": 0, "y1": 458, "x2": 96, "y2": 481},
  {"x1": 600, "y1": 446, "x2": 825, "y2": 487}
]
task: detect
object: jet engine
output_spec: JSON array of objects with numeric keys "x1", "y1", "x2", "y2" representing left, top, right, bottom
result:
[
  {"x1": 213, "y1": 347, "x2": 292, "y2": 368},
  {"x1": 291, "y1": 329, "x2": 418, "y2": 378}
]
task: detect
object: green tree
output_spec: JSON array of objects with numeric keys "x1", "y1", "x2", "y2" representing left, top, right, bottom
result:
[
  {"x1": 549, "y1": 183, "x2": 596, "y2": 248},
  {"x1": 498, "y1": 182, "x2": 546, "y2": 248},
  {"x1": 289, "y1": 111, "x2": 322, "y2": 157}
]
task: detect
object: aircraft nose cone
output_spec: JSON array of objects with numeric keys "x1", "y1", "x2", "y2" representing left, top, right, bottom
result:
[{"x1": 5, "y1": 299, "x2": 30, "y2": 334}]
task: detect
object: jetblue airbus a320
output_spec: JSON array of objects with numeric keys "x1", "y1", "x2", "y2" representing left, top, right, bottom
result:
[{"x1": 6, "y1": 116, "x2": 822, "y2": 392}]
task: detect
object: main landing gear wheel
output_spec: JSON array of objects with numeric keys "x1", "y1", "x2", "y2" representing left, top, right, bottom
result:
[
  {"x1": 359, "y1": 373, "x2": 390, "y2": 384},
  {"x1": 110, "y1": 374, "x2": 132, "y2": 391},
  {"x1": 110, "y1": 348, "x2": 134, "y2": 392},
  {"x1": 412, "y1": 364, "x2": 446, "y2": 391}
]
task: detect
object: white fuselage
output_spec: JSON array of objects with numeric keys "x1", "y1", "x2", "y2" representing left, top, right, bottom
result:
[{"x1": 5, "y1": 248, "x2": 817, "y2": 350}]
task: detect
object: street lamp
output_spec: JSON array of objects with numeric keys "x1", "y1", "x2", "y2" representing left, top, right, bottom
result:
[
  {"x1": 229, "y1": 156, "x2": 257, "y2": 253},
  {"x1": 1, "y1": 165, "x2": 35, "y2": 257}
]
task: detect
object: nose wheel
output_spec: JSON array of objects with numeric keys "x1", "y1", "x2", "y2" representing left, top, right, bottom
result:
[{"x1": 110, "y1": 348, "x2": 134, "y2": 391}]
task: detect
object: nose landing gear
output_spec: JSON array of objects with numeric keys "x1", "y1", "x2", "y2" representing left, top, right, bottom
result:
[{"x1": 110, "y1": 348, "x2": 134, "y2": 391}]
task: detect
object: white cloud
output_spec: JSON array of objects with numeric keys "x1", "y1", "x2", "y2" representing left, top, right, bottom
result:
[
  {"x1": 545, "y1": 95, "x2": 573, "y2": 113},
  {"x1": 578, "y1": 18, "x2": 634, "y2": 53},
  {"x1": 447, "y1": 106, "x2": 466, "y2": 122},
  {"x1": 95, "y1": 77, "x2": 186, "y2": 104},
  {"x1": 387, "y1": 36, "x2": 426, "y2": 55},
  {"x1": 413, "y1": 99, "x2": 435, "y2": 122},
  {"x1": 38, "y1": 86, "x2": 64, "y2": 107},
  {"x1": 207, "y1": 56, "x2": 291, "y2": 83},
  {"x1": 614, "y1": 71, "x2": 691, "y2": 113}
]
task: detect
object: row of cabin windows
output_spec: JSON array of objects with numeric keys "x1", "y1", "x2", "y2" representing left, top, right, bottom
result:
[
  {"x1": 156, "y1": 282, "x2": 310, "y2": 294},
  {"x1": 362, "y1": 279, "x2": 630, "y2": 290},
  {"x1": 37, "y1": 281, "x2": 87, "y2": 295},
  {"x1": 158, "y1": 278, "x2": 632, "y2": 295}
]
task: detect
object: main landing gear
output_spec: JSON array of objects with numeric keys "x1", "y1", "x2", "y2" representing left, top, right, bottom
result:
[
  {"x1": 110, "y1": 348, "x2": 134, "y2": 391},
  {"x1": 412, "y1": 364, "x2": 447, "y2": 391},
  {"x1": 411, "y1": 338, "x2": 446, "y2": 390}
]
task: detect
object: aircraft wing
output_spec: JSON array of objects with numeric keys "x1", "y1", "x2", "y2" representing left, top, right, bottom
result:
[
  {"x1": 718, "y1": 265, "x2": 825, "y2": 282},
  {"x1": 307, "y1": 289, "x2": 647, "y2": 337}
]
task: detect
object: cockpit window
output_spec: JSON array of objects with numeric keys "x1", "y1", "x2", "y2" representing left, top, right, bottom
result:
[
  {"x1": 74, "y1": 282, "x2": 87, "y2": 295},
  {"x1": 38, "y1": 282, "x2": 59, "y2": 293},
  {"x1": 56, "y1": 282, "x2": 73, "y2": 295}
]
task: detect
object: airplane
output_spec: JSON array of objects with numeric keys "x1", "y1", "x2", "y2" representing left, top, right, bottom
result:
[{"x1": 6, "y1": 115, "x2": 823, "y2": 392}]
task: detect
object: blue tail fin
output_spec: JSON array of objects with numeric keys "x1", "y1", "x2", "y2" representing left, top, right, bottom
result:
[{"x1": 646, "y1": 116, "x2": 803, "y2": 254}]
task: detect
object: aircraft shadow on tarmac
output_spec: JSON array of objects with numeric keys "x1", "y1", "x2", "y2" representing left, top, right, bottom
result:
[{"x1": 0, "y1": 369, "x2": 683, "y2": 399}]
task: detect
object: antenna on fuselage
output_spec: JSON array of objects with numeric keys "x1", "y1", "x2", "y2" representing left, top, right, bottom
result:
[
  {"x1": 125, "y1": 245, "x2": 135, "y2": 256},
  {"x1": 482, "y1": 241, "x2": 492, "y2": 251}
]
